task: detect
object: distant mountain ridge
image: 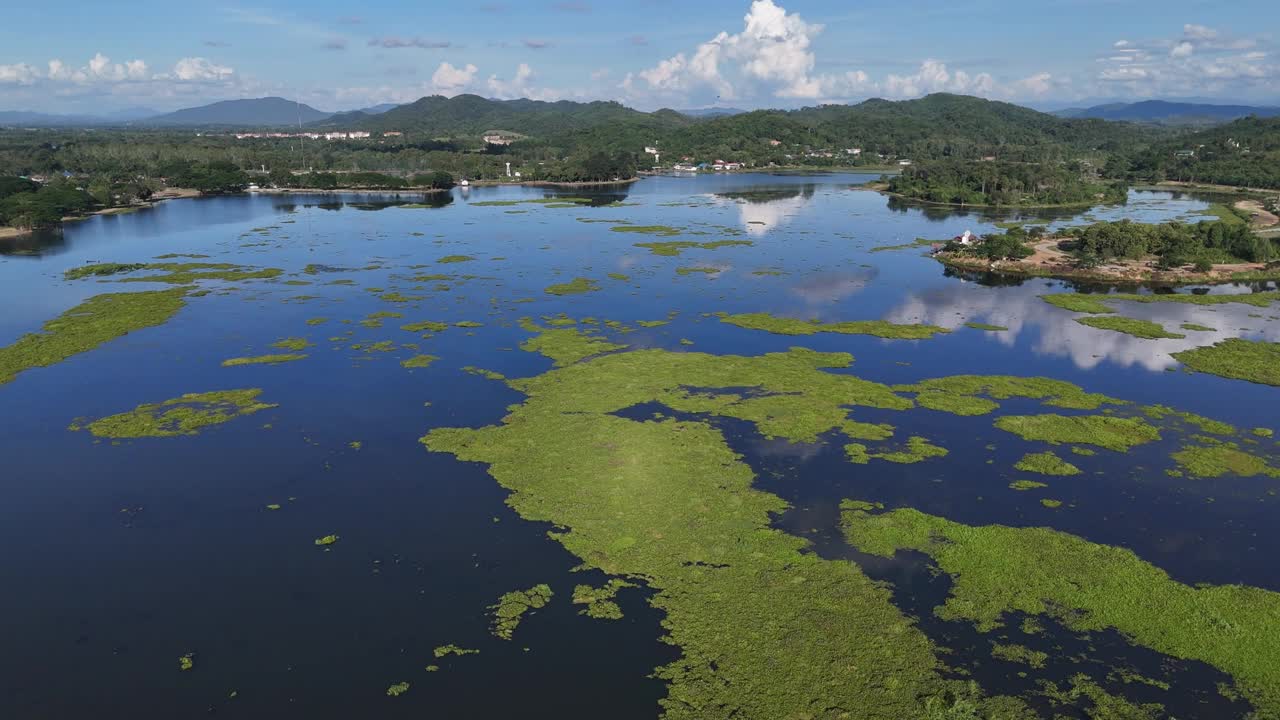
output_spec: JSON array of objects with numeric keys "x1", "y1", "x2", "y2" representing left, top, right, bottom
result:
[
  {"x1": 1055, "y1": 100, "x2": 1280, "y2": 126},
  {"x1": 143, "y1": 97, "x2": 334, "y2": 127}
]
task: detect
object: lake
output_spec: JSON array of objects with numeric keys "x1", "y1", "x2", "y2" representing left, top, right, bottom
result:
[{"x1": 2, "y1": 173, "x2": 1277, "y2": 719}]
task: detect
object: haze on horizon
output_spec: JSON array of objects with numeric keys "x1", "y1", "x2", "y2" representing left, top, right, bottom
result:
[{"x1": 1, "y1": 0, "x2": 1277, "y2": 115}]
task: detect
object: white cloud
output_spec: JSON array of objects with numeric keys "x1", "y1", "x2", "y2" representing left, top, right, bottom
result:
[
  {"x1": 0, "y1": 63, "x2": 40, "y2": 85},
  {"x1": 622, "y1": 1, "x2": 1044, "y2": 106},
  {"x1": 1095, "y1": 23, "x2": 1275, "y2": 97},
  {"x1": 431, "y1": 62, "x2": 478, "y2": 93},
  {"x1": 170, "y1": 57, "x2": 234, "y2": 82},
  {"x1": 884, "y1": 59, "x2": 994, "y2": 98}
]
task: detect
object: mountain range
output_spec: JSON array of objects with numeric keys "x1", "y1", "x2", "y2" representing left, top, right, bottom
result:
[
  {"x1": 0, "y1": 98, "x2": 402, "y2": 128},
  {"x1": 1054, "y1": 100, "x2": 1280, "y2": 126}
]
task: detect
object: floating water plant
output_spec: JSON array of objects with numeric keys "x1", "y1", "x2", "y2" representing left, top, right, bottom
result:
[
  {"x1": 437, "y1": 255, "x2": 475, "y2": 264},
  {"x1": 271, "y1": 337, "x2": 312, "y2": 351},
  {"x1": 544, "y1": 277, "x2": 600, "y2": 296},
  {"x1": 610, "y1": 225, "x2": 682, "y2": 237},
  {"x1": 73, "y1": 389, "x2": 276, "y2": 438},
  {"x1": 489, "y1": 584, "x2": 553, "y2": 640},
  {"x1": 401, "y1": 320, "x2": 449, "y2": 333},
  {"x1": 1075, "y1": 316, "x2": 1185, "y2": 339},
  {"x1": 178, "y1": 653, "x2": 194, "y2": 671},
  {"x1": 994, "y1": 414, "x2": 1160, "y2": 451},
  {"x1": 633, "y1": 240, "x2": 753, "y2": 256},
  {"x1": 572, "y1": 580, "x2": 634, "y2": 620},
  {"x1": 965, "y1": 322, "x2": 1008, "y2": 331},
  {"x1": 386, "y1": 682, "x2": 410, "y2": 697},
  {"x1": 1173, "y1": 339, "x2": 1280, "y2": 387},
  {"x1": 841, "y1": 503, "x2": 1280, "y2": 714},
  {"x1": 314, "y1": 534, "x2": 339, "y2": 546},
  {"x1": 719, "y1": 312, "x2": 950, "y2": 340},
  {"x1": 222, "y1": 354, "x2": 307, "y2": 367},
  {"x1": 1171, "y1": 443, "x2": 1280, "y2": 478},
  {"x1": 1014, "y1": 451, "x2": 1082, "y2": 476},
  {"x1": 432, "y1": 644, "x2": 479, "y2": 658},
  {"x1": 401, "y1": 355, "x2": 439, "y2": 369},
  {"x1": 0, "y1": 289, "x2": 187, "y2": 385}
]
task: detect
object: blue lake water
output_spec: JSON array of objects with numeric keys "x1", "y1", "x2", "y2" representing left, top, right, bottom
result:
[{"x1": 1, "y1": 173, "x2": 1277, "y2": 718}]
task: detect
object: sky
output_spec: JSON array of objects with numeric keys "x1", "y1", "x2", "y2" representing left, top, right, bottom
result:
[{"x1": 1, "y1": 0, "x2": 1277, "y2": 115}]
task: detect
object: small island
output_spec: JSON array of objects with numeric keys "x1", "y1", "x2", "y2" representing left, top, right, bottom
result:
[
  {"x1": 885, "y1": 159, "x2": 1128, "y2": 208},
  {"x1": 932, "y1": 202, "x2": 1280, "y2": 283}
]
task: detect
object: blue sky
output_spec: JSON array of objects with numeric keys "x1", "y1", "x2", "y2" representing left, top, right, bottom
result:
[{"x1": 1, "y1": 0, "x2": 1276, "y2": 114}]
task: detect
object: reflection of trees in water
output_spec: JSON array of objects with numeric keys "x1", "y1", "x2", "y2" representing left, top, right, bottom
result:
[
  {"x1": 302, "y1": 192, "x2": 456, "y2": 212},
  {"x1": 0, "y1": 227, "x2": 66, "y2": 258},
  {"x1": 715, "y1": 184, "x2": 817, "y2": 204},
  {"x1": 886, "y1": 195, "x2": 1126, "y2": 225}
]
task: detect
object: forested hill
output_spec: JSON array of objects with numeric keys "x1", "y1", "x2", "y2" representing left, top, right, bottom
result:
[
  {"x1": 343, "y1": 93, "x2": 1155, "y2": 164},
  {"x1": 353, "y1": 94, "x2": 691, "y2": 138},
  {"x1": 1121, "y1": 116, "x2": 1280, "y2": 188},
  {"x1": 145, "y1": 98, "x2": 333, "y2": 127}
]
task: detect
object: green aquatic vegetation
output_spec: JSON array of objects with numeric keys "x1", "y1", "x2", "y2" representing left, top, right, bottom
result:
[
  {"x1": 913, "y1": 392, "x2": 1000, "y2": 416},
  {"x1": 675, "y1": 266, "x2": 720, "y2": 276},
  {"x1": 463, "y1": 366, "x2": 505, "y2": 381},
  {"x1": 432, "y1": 644, "x2": 479, "y2": 658},
  {"x1": 607, "y1": 272, "x2": 631, "y2": 281},
  {"x1": 74, "y1": 389, "x2": 276, "y2": 438},
  {"x1": 1171, "y1": 444, "x2": 1280, "y2": 478},
  {"x1": 1040, "y1": 294, "x2": 1117, "y2": 314},
  {"x1": 378, "y1": 291, "x2": 419, "y2": 304},
  {"x1": 349, "y1": 441, "x2": 362, "y2": 450},
  {"x1": 610, "y1": 225, "x2": 682, "y2": 237},
  {"x1": 1070, "y1": 447, "x2": 1097, "y2": 457},
  {"x1": 401, "y1": 355, "x2": 439, "y2": 369},
  {"x1": 1009, "y1": 480, "x2": 1049, "y2": 490},
  {"x1": 545, "y1": 317, "x2": 578, "y2": 327},
  {"x1": 94, "y1": 262, "x2": 284, "y2": 285},
  {"x1": 155, "y1": 253, "x2": 209, "y2": 260},
  {"x1": 841, "y1": 504, "x2": 1280, "y2": 715},
  {"x1": 1042, "y1": 675, "x2": 1165, "y2": 719},
  {"x1": 0, "y1": 288, "x2": 188, "y2": 385},
  {"x1": 751, "y1": 269, "x2": 786, "y2": 276},
  {"x1": 990, "y1": 643, "x2": 1047, "y2": 669},
  {"x1": 636, "y1": 320, "x2": 669, "y2": 328},
  {"x1": 178, "y1": 654, "x2": 194, "y2": 672},
  {"x1": 719, "y1": 312, "x2": 950, "y2": 340},
  {"x1": 994, "y1": 414, "x2": 1160, "y2": 451},
  {"x1": 361, "y1": 312, "x2": 404, "y2": 328},
  {"x1": 678, "y1": 338, "x2": 694, "y2": 346},
  {"x1": 306, "y1": 317, "x2": 329, "y2": 326},
  {"x1": 422, "y1": 345, "x2": 1028, "y2": 718},
  {"x1": 1181, "y1": 323, "x2": 1216, "y2": 332},
  {"x1": 222, "y1": 354, "x2": 307, "y2": 367},
  {"x1": 1014, "y1": 451, "x2": 1083, "y2": 476},
  {"x1": 410, "y1": 273, "x2": 451, "y2": 282},
  {"x1": 1254, "y1": 428, "x2": 1274, "y2": 438},
  {"x1": 489, "y1": 584, "x2": 553, "y2": 640},
  {"x1": 518, "y1": 319, "x2": 627, "y2": 367},
  {"x1": 401, "y1": 320, "x2": 449, "y2": 333},
  {"x1": 965, "y1": 322, "x2": 1008, "y2": 331},
  {"x1": 437, "y1": 255, "x2": 475, "y2": 264},
  {"x1": 544, "y1": 277, "x2": 600, "y2": 295},
  {"x1": 1045, "y1": 290, "x2": 1280, "y2": 313},
  {"x1": 424, "y1": 665, "x2": 439, "y2": 672},
  {"x1": 899, "y1": 376, "x2": 1121, "y2": 412},
  {"x1": 266, "y1": 504, "x2": 282, "y2": 511},
  {"x1": 870, "y1": 436, "x2": 949, "y2": 464},
  {"x1": 869, "y1": 238, "x2": 938, "y2": 253},
  {"x1": 64, "y1": 262, "x2": 148, "y2": 280},
  {"x1": 1142, "y1": 405, "x2": 1235, "y2": 435},
  {"x1": 1075, "y1": 316, "x2": 1185, "y2": 340},
  {"x1": 271, "y1": 337, "x2": 312, "y2": 351},
  {"x1": 386, "y1": 682, "x2": 410, "y2": 697},
  {"x1": 1173, "y1": 338, "x2": 1280, "y2": 387},
  {"x1": 453, "y1": 321, "x2": 483, "y2": 328},
  {"x1": 633, "y1": 240, "x2": 753, "y2": 256},
  {"x1": 314, "y1": 534, "x2": 339, "y2": 546},
  {"x1": 572, "y1": 579, "x2": 634, "y2": 620}
]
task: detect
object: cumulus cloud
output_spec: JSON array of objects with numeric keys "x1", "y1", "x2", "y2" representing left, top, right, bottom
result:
[
  {"x1": 1096, "y1": 22, "x2": 1275, "y2": 96},
  {"x1": 884, "y1": 59, "x2": 994, "y2": 98},
  {"x1": 622, "y1": 1, "x2": 1042, "y2": 106},
  {"x1": 431, "y1": 61, "x2": 479, "y2": 93},
  {"x1": 170, "y1": 57, "x2": 234, "y2": 82},
  {"x1": 0, "y1": 63, "x2": 40, "y2": 85}
]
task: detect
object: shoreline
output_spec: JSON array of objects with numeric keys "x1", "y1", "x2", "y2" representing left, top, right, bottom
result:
[
  {"x1": 935, "y1": 235, "x2": 1280, "y2": 285},
  {"x1": 877, "y1": 188, "x2": 1121, "y2": 211}
]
